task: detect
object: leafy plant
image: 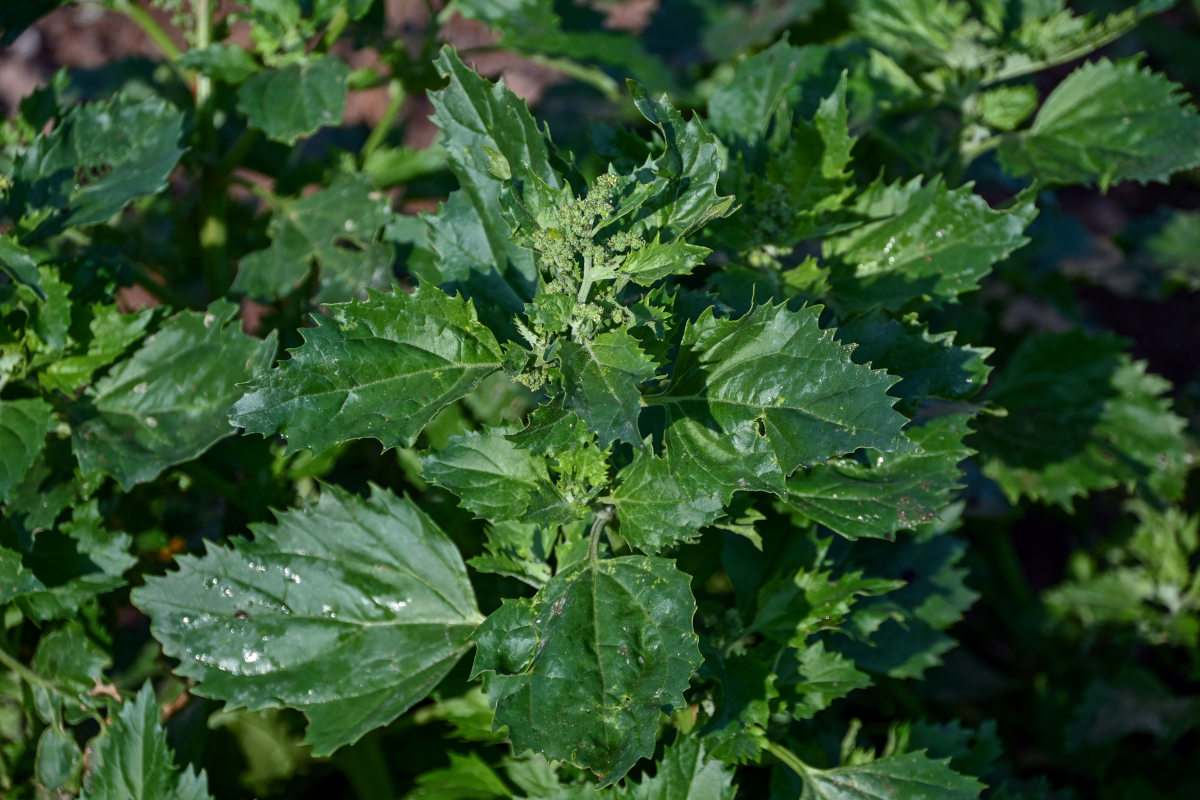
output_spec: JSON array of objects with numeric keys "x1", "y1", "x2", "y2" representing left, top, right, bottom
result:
[{"x1": 1, "y1": 0, "x2": 1198, "y2": 798}]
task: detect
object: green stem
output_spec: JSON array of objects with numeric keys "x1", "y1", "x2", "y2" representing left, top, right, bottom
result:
[
  {"x1": 361, "y1": 79, "x2": 406, "y2": 163},
  {"x1": 576, "y1": 253, "x2": 595, "y2": 305},
  {"x1": 334, "y1": 736, "x2": 396, "y2": 800},
  {"x1": 762, "y1": 740, "x2": 812, "y2": 779},
  {"x1": 319, "y1": 8, "x2": 350, "y2": 53},
  {"x1": 588, "y1": 506, "x2": 612, "y2": 564},
  {"x1": 216, "y1": 128, "x2": 261, "y2": 177},
  {"x1": 113, "y1": 0, "x2": 182, "y2": 61},
  {"x1": 982, "y1": 527, "x2": 1035, "y2": 610},
  {"x1": 194, "y1": 0, "x2": 229, "y2": 300}
]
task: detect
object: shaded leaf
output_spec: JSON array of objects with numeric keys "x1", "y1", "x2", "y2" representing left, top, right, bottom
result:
[
  {"x1": 0, "y1": 397, "x2": 53, "y2": 500},
  {"x1": 787, "y1": 641, "x2": 871, "y2": 720},
  {"x1": 236, "y1": 56, "x2": 349, "y2": 144},
  {"x1": 797, "y1": 750, "x2": 984, "y2": 799},
  {"x1": 623, "y1": 734, "x2": 735, "y2": 799}
]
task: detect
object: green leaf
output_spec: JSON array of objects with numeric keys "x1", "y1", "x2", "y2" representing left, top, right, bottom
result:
[
  {"x1": 797, "y1": 750, "x2": 985, "y2": 799},
  {"x1": 0, "y1": 234, "x2": 42, "y2": 296},
  {"x1": 236, "y1": 56, "x2": 349, "y2": 144},
  {"x1": 788, "y1": 641, "x2": 872, "y2": 720},
  {"x1": 835, "y1": 315, "x2": 992, "y2": 414},
  {"x1": 559, "y1": 329, "x2": 657, "y2": 447},
  {"x1": 231, "y1": 282, "x2": 503, "y2": 454},
  {"x1": 472, "y1": 555, "x2": 701, "y2": 785},
  {"x1": 80, "y1": 683, "x2": 212, "y2": 800},
  {"x1": 72, "y1": 301, "x2": 276, "y2": 490},
  {"x1": 421, "y1": 429, "x2": 564, "y2": 523},
  {"x1": 35, "y1": 724, "x2": 81, "y2": 792},
  {"x1": 622, "y1": 734, "x2": 735, "y2": 799},
  {"x1": 698, "y1": 651, "x2": 776, "y2": 763},
  {"x1": 621, "y1": 240, "x2": 711, "y2": 286},
  {"x1": 825, "y1": 178, "x2": 1036, "y2": 311},
  {"x1": 427, "y1": 47, "x2": 562, "y2": 327},
  {"x1": 177, "y1": 43, "x2": 261, "y2": 84},
  {"x1": 628, "y1": 82, "x2": 736, "y2": 241},
  {"x1": 39, "y1": 305, "x2": 155, "y2": 395},
  {"x1": 658, "y1": 303, "x2": 913, "y2": 476},
  {"x1": 707, "y1": 39, "x2": 806, "y2": 155},
  {"x1": 753, "y1": 563, "x2": 903, "y2": 647},
  {"x1": 406, "y1": 751, "x2": 510, "y2": 799},
  {"x1": 975, "y1": 332, "x2": 1189, "y2": 507},
  {"x1": 132, "y1": 484, "x2": 482, "y2": 756},
  {"x1": 998, "y1": 58, "x2": 1200, "y2": 190},
  {"x1": 783, "y1": 413, "x2": 973, "y2": 541},
  {"x1": 0, "y1": 397, "x2": 53, "y2": 500},
  {"x1": 1146, "y1": 210, "x2": 1200, "y2": 291},
  {"x1": 468, "y1": 521, "x2": 558, "y2": 588},
  {"x1": 233, "y1": 173, "x2": 395, "y2": 303},
  {"x1": 611, "y1": 447, "x2": 727, "y2": 554},
  {"x1": 6, "y1": 94, "x2": 185, "y2": 240}
]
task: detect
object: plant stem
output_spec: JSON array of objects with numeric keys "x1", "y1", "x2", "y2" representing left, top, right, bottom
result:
[
  {"x1": 588, "y1": 506, "x2": 613, "y2": 564},
  {"x1": 113, "y1": 0, "x2": 182, "y2": 61},
  {"x1": 762, "y1": 739, "x2": 812, "y2": 779},
  {"x1": 216, "y1": 128, "x2": 261, "y2": 177},
  {"x1": 361, "y1": 79, "x2": 406, "y2": 163},
  {"x1": 194, "y1": 0, "x2": 229, "y2": 300},
  {"x1": 334, "y1": 736, "x2": 396, "y2": 800},
  {"x1": 0, "y1": 643, "x2": 106, "y2": 727}
]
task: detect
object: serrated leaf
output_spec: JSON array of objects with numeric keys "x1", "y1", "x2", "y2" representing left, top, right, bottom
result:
[
  {"x1": 753, "y1": 563, "x2": 903, "y2": 647},
  {"x1": 611, "y1": 447, "x2": 726, "y2": 554},
  {"x1": 71, "y1": 301, "x2": 275, "y2": 490},
  {"x1": 232, "y1": 282, "x2": 503, "y2": 454},
  {"x1": 707, "y1": 39, "x2": 806, "y2": 156},
  {"x1": 623, "y1": 735, "x2": 735, "y2": 799},
  {"x1": 974, "y1": 331, "x2": 1189, "y2": 507},
  {"x1": 836, "y1": 315, "x2": 991, "y2": 414},
  {"x1": 233, "y1": 173, "x2": 395, "y2": 303},
  {"x1": 422, "y1": 429, "x2": 565, "y2": 523},
  {"x1": 407, "y1": 751, "x2": 510, "y2": 799},
  {"x1": 797, "y1": 750, "x2": 984, "y2": 800},
  {"x1": 468, "y1": 521, "x2": 558, "y2": 588},
  {"x1": 177, "y1": 43, "x2": 261, "y2": 83},
  {"x1": 6, "y1": 94, "x2": 185, "y2": 240},
  {"x1": 79, "y1": 683, "x2": 212, "y2": 800},
  {"x1": 788, "y1": 641, "x2": 871, "y2": 720},
  {"x1": 508, "y1": 405, "x2": 591, "y2": 455},
  {"x1": 826, "y1": 177, "x2": 1036, "y2": 311},
  {"x1": 0, "y1": 397, "x2": 53, "y2": 500},
  {"x1": 628, "y1": 82, "x2": 736, "y2": 241},
  {"x1": 559, "y1": 329, "x2": 657, "y2": 447},
  {"x1": 698, "y1": 651, "x2": 776, "y2": 764},
  {"x1": 784, "y1": 413, "x2": 973, "y2": 541},
  {"x1": 621, "y1": 240, "x2": 711, "y2": 286},
  {"x1": 657, "y1": 303, "x2": 913, "y2": 476},
  {"x1": 472, "y1": 555, "x2": 701, "y2": 785},
  {"x1": 132, "y1": 484, "x2": 482, "y2": 756},
  {"x1": 236, "y1": 56, "x2": 349, "y2": 144},
  {"x1": 0, "y1": 234, "x2": 42, "y2": 296},
  {"x1": 427, "y1": 47, "x2": 561, "y2": 329},
  {"x1": 998, "y1": 58, "x2": 1200, "y2": 190}
]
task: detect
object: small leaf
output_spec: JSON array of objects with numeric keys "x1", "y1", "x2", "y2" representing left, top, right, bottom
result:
[
  {"x1": 0, "y1": 234, "x2": 43, "y2": 295},
  {"x1": 621, "y1": 240, "x2": 711, "y2": 285},
  {"x1": 80, "y1": 683, "x2": 213, "y2": 800},
  {"x1": 232, "y1": 282, "x2": 503, "y2": 454},
  {"x1": 0, "y1": 397, "x2": 53, "y2": 500},
  {"x1": 998, "y1": 58, "x2": 1200, "y2": 190},
  {"x1": 472, "y1": 555, "x2": 701, "y2": 785},
  {"x1": 623, "y1": 734, "x2": 735, "y2": 799},
  {"x1": 236, "y1": 56, "x2": 349, "y2": 144},
  {"x1": 40, "y1": 305, "x2": 155, "y2": 395},
  {"x1": 559, "y1": 329, "x2": 657, "y2": 447},
  {"x1": 177, "y1": 43, "x2": 261, "y2": 83},
  {"x1": 132, "y1": 484, "x2": 482, "y2": 756},
  {"x1": 72, "y1": 301, "x2": 276, "y2": 490},
  {"x1": 788, "y1": 641, "x2": 871, "y2": 720},
  {"x1": 798, "y1": 750, "x2": 985, "y2": 799}
]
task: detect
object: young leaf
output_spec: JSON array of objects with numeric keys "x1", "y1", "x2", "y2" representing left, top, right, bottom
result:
[
  {"x1": 998, "y1": 58, "x2": 1200, "y2": 190},
  {"x1": 559, "y1": 329, "x2": 657, "y2": 447},
  {"x1": 79, "y1": 683, "x2": 212, "y2": 800},
  {"x1": 71, "y1": 301, "x2": 276, "y2": 490},
  {"x1": 0, "y1": 234, "x2": 43, "y2": 295},
  {"x1": 788, "y1": 641, "x2": 872, "y2": 720},
  {"x1": 132, "y1": 484, "x2": 483, "y2": 756},
  {"x1": 707, "y1": 39, "x2": 806, "y2": 155},
  {"x1": 623, "y1": 734, "x2": 735, "y2": 799},
  {"x1": 231, "y1": 282, "x2": 503, "y2": 454},
  {"x1": 472, "y1": 555, "x2": 701, "y2": 785},
  {"x1": 232, "y1": 173, "x2": 395, "y2": 303},
  {"x1": 39, "y1": 305, "x2": 155, "y2": 395},
  {"x1": 236, "y1": 55, "x2": 349, "y2": 144},
  {"x1": 6, "y1": 94, "x2": 185, "y2": 241},
  {"x1": 0, "y1": 397, "x2": 53, "y2": 499},
  {"x1": 825, "y1": 178, "x2": 1036, "y2": 312},
  {"x1": 796, "y1": 750, "x2": 984, "y2": 799},
  {"x1": 783, "y1": 413, "x2": 973, "y2": 541}
]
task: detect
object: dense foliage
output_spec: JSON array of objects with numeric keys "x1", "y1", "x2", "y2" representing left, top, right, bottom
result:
[{"x1": 2, "y1": 0, "x2": 1199, "y2": 797}]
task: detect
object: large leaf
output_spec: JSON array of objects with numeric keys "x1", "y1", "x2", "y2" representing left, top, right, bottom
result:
[
  {"x1": 783, "y1": 413, "x2": 973, "y2": 541},
  {"x1": 796, "y1": 750, "x2": 984, "y2": 799},
  {"x1": 825, "y1": 177, "x2": 1036, "y2": 312},
  {"x1": 71, "y1": 301, "x2": 275, "y2": 490},
  {"x1": 232, "y1": 173, "x2": 396, "y2": 303},
  {"x1": 132, "y1": 484, "x2": 482, "y2": 756},
  {"x1": 231, "y1": 282, "x2": 503, "y2": 454},
  {"x1": 6, "y1": 94, "x2": 185, "y2": 240},
  {"x1": 426, "y1": 47, "x2": 561, "y2": 327},
  {"x1": 79, "y1": 683, "x2": 212, "y2": 800},
  {"x1": 559, "y1": 329, "x2": 657, "y2": 447},
  {"x1": 472, "y1": 555, "x2": 701, "y2": 785},
  {"x1": 236, "y1": 56, "x2": 349, "y2": 144},
  {"x1": 998, "y1": 58, "x2": 1200, "y2": 190},
  {"x1": 654, "y1": 303, "x2": 913, "y2": 476},
  {"x1": 0, "y1": 397, "x2": 53, "y2": 500}
]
